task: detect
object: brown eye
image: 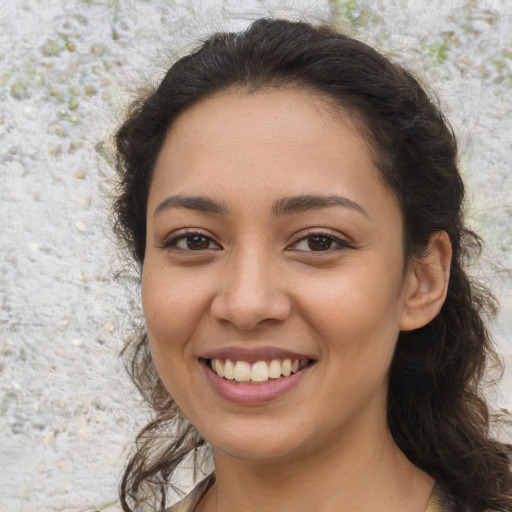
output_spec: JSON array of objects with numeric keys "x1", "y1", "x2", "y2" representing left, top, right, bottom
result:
[
  {"x1": 289, "y1": 232, "x2": 352, "y2": 253},
  {"x1": 162, "y1": 232, "x2": 221, "y2": 251},
  {"x1": 307, "y1": 236, "x2": 333, "y2": 251},
  {"x1": 186, "y1": 235, "x2": 211, "y2": 250}
]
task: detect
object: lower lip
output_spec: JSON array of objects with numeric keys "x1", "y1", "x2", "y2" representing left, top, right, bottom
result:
[{"x1": 201, "y1": 360, "x2": 313, "y2": 405}]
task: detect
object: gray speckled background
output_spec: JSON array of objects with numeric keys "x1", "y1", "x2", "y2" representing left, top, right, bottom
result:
[{"x1": 1, "y1": 1, "x2": 511, "y2": 511}]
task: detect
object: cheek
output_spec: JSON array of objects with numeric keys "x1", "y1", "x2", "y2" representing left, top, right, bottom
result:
[
  {"x1": 303, "y1": 270, "x2": 404, "y2": 417},
  {"x1": 296, "y1": 264, "x2": 405, "y2": 358},
  {"x1": 141, "y1": 265, "x2": 210, "y2": 413},
  {"x1": 140, "y1": 264, "x2": 212, "y2": 396},
  {"x1": 142, "y1": 264, "x2": 209, "y2": 339}
]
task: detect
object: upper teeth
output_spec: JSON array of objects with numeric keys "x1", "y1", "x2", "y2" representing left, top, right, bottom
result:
[{"x1": 211, "y1": 358, "x2": 308, "y2": 383}]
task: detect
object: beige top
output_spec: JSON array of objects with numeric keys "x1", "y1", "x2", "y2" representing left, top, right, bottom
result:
[{"x1": 165, "y1": 474, "x2": 455, "y2": 512}]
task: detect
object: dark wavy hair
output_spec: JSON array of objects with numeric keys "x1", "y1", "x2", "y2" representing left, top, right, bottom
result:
[{"x1": 112, "y1": 18, "x2": 512, "y2": 512}]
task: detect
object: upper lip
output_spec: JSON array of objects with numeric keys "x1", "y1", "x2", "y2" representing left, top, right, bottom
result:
[{"x1": 199, "y1": 346, "x2": 314, "y2": 363}]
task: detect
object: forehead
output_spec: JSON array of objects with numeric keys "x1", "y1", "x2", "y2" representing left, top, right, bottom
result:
[{"x1": 149, "y1": 87, "x2": 399, "y2": 222}]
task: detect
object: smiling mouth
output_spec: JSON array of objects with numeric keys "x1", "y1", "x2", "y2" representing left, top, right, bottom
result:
[{"x1": 204, "y1": 358, "x2": 313, "y2": 384}]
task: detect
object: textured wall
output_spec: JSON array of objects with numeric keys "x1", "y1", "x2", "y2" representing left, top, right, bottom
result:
[{"x1": 1, "y1": 1, "x2": 511, "y2": 511}]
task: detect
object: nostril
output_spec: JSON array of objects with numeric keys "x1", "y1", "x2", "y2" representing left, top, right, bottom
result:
[{"x1": 210, "y1": 291, "x2": 292, "y2": 331}]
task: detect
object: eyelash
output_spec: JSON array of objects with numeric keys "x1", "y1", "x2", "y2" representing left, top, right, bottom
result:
[
  {"x1": 159, "y1": 229, "x2": 354, "y2": 253},
  {"x1": 288, "y1": 229, "x2": 354, "y2": 253},
  {"x1": 159, "y1": 229, "x2": 221, "y2": 251}
]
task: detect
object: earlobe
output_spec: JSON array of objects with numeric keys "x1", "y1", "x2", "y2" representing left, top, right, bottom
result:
[{"x1": 400, "y1": 231, "x2": 452, "y2": 332}]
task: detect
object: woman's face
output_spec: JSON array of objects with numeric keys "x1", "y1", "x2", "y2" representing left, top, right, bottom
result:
[{"x1": 142, "y1": 88, "x2": 416, "y2": 463}]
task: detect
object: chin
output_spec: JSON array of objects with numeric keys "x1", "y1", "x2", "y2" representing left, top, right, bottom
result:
[
  {"x1": 215, "y1": 441, "x2": 301, "y2": 464},
  {"x1": 203, "y1": 422, "x2": 311, "y2": 464}
]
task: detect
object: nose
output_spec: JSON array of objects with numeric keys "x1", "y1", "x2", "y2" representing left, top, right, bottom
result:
[{"x1": 210, "y1": 246, "x2": 292, "y2": 331}]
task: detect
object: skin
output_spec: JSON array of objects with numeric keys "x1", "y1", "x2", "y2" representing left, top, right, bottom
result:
[{"x1": 142, "y1": 88, "x2": 451, "y2": 512}]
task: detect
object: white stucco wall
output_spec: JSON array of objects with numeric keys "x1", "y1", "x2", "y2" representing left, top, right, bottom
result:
[{"x1": 1, "y1": 1, "x2": 510, "y2": 511}]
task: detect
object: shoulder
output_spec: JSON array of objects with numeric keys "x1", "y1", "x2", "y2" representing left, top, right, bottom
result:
[
  {"x1": 426, "y1": 481, "x2": 457, "y2": 512},
  {"x1": 81, "y1": 505, "x2": 122, "y2": 512},
  {"x1": 426, "y1": 482, "x2": 510, "y2": 512},
  {"x1": 165, "y1": 474, "x2": 216, "y2": 512}
]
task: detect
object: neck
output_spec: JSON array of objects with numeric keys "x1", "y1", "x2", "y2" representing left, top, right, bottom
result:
[{"x1": 199, "y1": 419, "x2": 433, "y2": 512}]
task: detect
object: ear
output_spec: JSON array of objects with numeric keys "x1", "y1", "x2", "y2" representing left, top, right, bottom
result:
[{"x1": 400, "y1": 231, "x2": 452, "y2": 332}]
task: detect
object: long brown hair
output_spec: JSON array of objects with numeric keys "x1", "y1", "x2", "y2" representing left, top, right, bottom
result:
[{"x1": 113, "y1": 18, "x2": 512, "y2": 512}]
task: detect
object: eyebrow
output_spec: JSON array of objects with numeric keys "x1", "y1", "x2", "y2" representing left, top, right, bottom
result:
[
  {"x1": 154, "y1": 195, "x2": 229, "y2": 218},
  {"x1": 272, "y1": 194, "x2": 369, "y2": 218},
  {"x1": 154, "y1": 194, "x2": 368, "y2": 218}
]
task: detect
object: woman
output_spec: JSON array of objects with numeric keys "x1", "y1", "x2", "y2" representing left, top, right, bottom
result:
[{"x1": 112, "y1": 18, "x2": 512, "y2": 512}]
